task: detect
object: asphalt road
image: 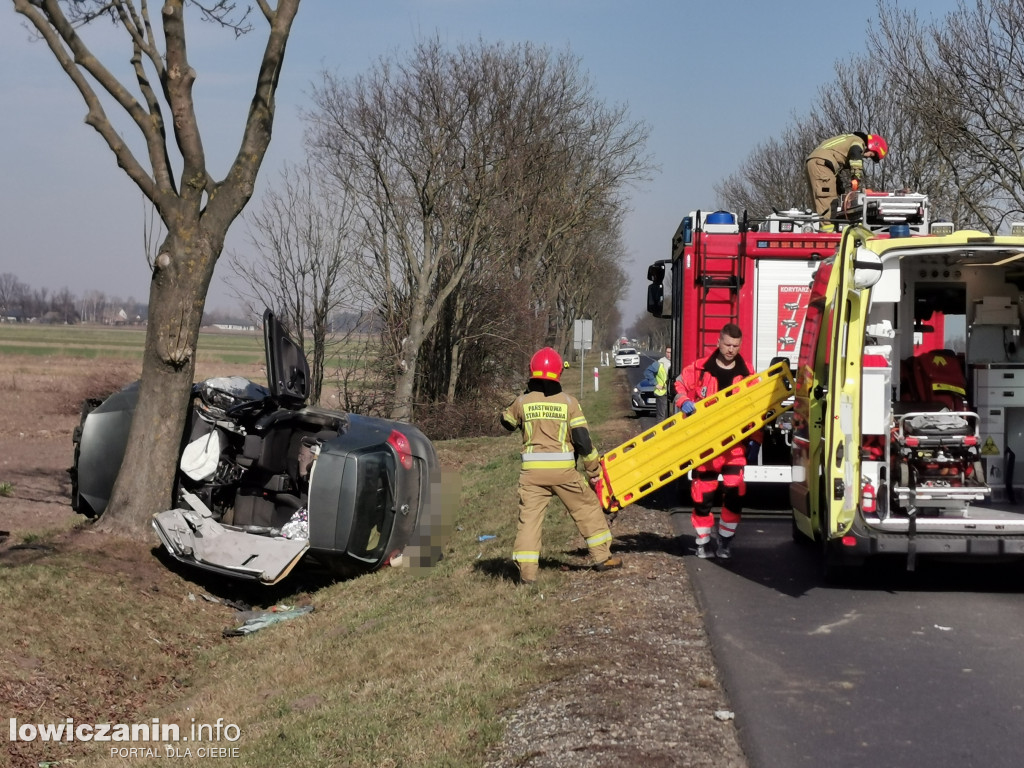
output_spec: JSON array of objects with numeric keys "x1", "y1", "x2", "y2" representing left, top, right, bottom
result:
[
  {"x1": 617, "y1": 363, "x2": 1024, "y2": 768},
  {"x1": 668, "y1": 513, "x2": 1024, "y2": 768}
]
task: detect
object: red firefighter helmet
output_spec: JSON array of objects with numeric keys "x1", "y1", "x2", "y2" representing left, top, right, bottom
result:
[
  {"x1": 866, "y1": 133, "x2": 888, "y2": 161},
  {"x1": 530, "y1": 347, "x2": 563, "y2": 381}
]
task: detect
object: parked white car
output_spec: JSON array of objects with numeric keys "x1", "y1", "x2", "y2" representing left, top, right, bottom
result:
[{"x1": 614, "y1": 347, "x2": 640, "y2": 367}]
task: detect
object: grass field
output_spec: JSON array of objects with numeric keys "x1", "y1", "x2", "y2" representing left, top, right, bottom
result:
[
  {"x1": 0, "y1": 323, "x2": 265, "y2": 365},
  {"x1": 0, "y1": 326, "x2": 637, "y2": 767}
]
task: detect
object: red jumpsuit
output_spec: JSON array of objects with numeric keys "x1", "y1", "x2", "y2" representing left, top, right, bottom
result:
[{"x1": 674, "y1": 351, "x2": 757, "y2": 549}]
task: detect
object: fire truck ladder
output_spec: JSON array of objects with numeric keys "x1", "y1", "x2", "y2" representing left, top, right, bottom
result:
[
  {"x1": 695, "y1": 238, "x2": 743, "y2": 353},
  {"x1": 597, "y1": 362, "x2": 794, "y2": 515}
]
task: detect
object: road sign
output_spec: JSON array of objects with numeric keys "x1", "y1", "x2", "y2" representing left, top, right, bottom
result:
[{"x1": 573, "y1": 319, "x2": 593, "y2": 351}]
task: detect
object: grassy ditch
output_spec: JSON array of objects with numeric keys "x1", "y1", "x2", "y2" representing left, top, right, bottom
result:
[{"x1": 1, "y1": 359, "x2": 639, "y2": 768}]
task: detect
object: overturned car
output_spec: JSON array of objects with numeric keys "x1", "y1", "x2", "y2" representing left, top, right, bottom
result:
[{"x1": 71, "y1": 310, "x2": 444, "y2": 585}]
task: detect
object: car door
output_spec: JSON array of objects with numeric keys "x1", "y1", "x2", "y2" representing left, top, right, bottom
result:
[
  {"x1": 264, "y1": 308, "x2": 310, "y2": 407},
  {"x1": 819, "y1": 230, "x2": 881, "y2": 540},
  {"x1": 790, "y1": 261, "x2": 833, "y2": 536}
]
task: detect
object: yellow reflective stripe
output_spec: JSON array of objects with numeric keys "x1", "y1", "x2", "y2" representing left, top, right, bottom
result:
[
  {"x1": 513, "y1": 551, "x2": 540, "y2": 563},
  {"x1": 569, "y1": 415, "x2": 587, "y2": 428},
  {"x1": 522, "y1": 459, "x2": 576, "y2": 470},
  {"x1": 933, "y1": 382, "x2": 966, "y2": 395},
  {"x1": 820, "y1": 134, "x2": 853, "y2": 149},
  {"x1": 586, "y1": 529, "x2": 612, "y2": 548},
  {"x1": 523, "y1": 401, "x2": 568, "y2": 421},
  {"x1": 580, "y1": 448, "x2": 598, "y2": 463}
]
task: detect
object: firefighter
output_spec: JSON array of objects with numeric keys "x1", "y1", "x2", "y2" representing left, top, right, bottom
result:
[
  {"x1": 501, "y1": 347, "x2": 622, "y2": 584},
  {"x1": 805, "y1": 132, "x2": 888, "y2": 228},
  {"x1": 674, "y1": 324, "x2": 759, "y2": 559}
]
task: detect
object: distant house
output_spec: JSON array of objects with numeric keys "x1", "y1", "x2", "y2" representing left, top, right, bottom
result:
[{"x1": 212, "y1": 324, "x2": 257, "y2": 332}]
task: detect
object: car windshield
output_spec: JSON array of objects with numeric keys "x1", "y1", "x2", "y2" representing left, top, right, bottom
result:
[{"x1": 619, "y1": 348, "x2": 636, "y2": 355}]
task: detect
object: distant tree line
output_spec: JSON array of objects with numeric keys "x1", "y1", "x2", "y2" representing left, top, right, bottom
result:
[
  {"x1": 0, "y1": 273, "x2": 142, "y2": 324},
  {"x1": 0, "y1": 272, "x2": 267, "y2": 328}
]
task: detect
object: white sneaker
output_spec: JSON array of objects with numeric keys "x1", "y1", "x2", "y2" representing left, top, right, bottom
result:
[{"x1": 695, "y1": 545, "x2": 714, "y2": 559}]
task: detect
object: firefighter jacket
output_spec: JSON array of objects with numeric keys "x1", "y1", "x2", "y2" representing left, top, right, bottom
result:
[
  {"x1": 806, "y1": 133, "x2": 869, "y2": 180},
  {"x1": 501, "y1": 388, "x2": 600, "y2": 478},
  {"x1": 674, "y1": 351, "x2": 760, "y2": 461}
]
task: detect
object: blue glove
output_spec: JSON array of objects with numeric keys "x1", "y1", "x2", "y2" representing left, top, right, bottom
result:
[{"x1": 680, "y1": 399, "x2": 696, "y2": 416}]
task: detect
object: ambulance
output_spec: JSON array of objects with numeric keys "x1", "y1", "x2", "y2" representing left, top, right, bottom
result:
[{"x1": 792, "y1": 221, "x2": 1024, "y2": 574}]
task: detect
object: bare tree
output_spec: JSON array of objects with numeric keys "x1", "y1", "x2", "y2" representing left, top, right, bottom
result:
[
  {"x1": 715, "y1": 51, "x2": 951, "y2": 221},
  {"x1": 229, "y1": 160, "x2": 365, "y2": 404},
  {"x1": 871, "y1": 0, "x2": 1024, "y2": 230},
  {"x1": 628, "y1": 312, "x2": 671, "y2": 353},
  {"x1": 0, "y1": 273, "x2": 28, "y2": 319},
  {"x1": 715, "y1": 123, "x2": 820, "y2": 216},
  {"x1": 308, "y1": 38, "x2": 651, "y2": 421},
  {"x1": 13, "y1": 0, "x2": 301, "y2": 534}
]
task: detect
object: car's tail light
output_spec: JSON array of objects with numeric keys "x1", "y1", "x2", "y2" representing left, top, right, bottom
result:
[{"x1": 388, "y1": 429, "x2": 414, "y2": 470}]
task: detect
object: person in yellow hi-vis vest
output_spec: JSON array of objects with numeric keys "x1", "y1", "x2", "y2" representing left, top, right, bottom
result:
[
  {"x1": 654, "y1": 345, "x2": 671, "y2": 420},
  {"x1": 500, "y1": 347, "x2": 622, "y2": 585},
  {"x1": 805, "y1": 132, "x2": 888, "y2": 228}
]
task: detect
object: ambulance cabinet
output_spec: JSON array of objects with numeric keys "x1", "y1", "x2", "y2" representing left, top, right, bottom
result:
[{"x1": 973, "y1": 365, "x2": 1024, "y2": 497}]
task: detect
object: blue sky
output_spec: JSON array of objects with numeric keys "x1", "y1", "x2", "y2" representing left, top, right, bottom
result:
[{"x1": 0, "y1": 0, "x2": 959, "y2": 322}]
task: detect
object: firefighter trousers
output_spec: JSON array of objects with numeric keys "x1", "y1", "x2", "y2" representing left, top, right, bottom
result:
[
  {"x1": 512, "y1": 468, "x2": 613, "y2": 582},
  {"x1": 806, "y1": 157, "x2": 838, "y2": 218}
]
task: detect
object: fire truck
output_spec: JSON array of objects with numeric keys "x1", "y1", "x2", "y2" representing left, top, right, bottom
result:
[
  {"x1": 645, "y1": 192, "x2": 930, "y2": 484},
  {"x1": 596, "y1": 190, "x2": 1024, "y2": 572}
]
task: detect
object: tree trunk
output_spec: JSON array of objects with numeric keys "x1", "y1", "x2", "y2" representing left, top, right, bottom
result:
[{"x1": 96, "y1": 232, "x2": 213, "y2": 537}]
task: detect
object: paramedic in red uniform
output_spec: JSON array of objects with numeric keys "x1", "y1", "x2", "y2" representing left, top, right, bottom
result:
[
  {"x1": 674, "y1": 324, "x2": 759, "y2": 559},
  {"x1": 501, "y1": 347, "x2": 622, "y2": 584}
]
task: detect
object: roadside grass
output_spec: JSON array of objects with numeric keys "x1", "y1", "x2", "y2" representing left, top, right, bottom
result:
[{"x1": 1, "y1": 354, "x2": 639, "y2": 768}]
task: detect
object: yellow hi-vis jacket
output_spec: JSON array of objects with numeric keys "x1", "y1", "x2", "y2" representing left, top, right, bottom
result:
[
  {"x1": 654, "y1": 356, "x2": 670, "y2": 397},
  {"x1": 500, "y1": 389, "x2": 600, "y2": 476}
]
